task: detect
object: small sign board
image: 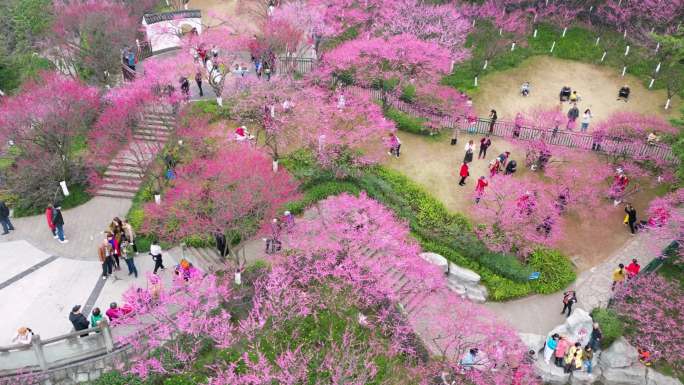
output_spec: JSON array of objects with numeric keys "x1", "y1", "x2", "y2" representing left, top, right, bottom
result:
[{"x1": 529, "y1": 272, "x2": 540, "y2": 280}]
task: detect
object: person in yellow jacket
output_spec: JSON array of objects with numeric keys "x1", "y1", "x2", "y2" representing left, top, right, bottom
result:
[
  {"x1": 611, "y1": 263, "x2": 626, "y2": 291},
  {"x1": 564, "y1": 342, "x2": 583, "y2": 373}
]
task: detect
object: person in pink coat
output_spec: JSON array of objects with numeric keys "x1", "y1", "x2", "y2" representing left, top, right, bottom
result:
[
  {"x1": 554, "y1": 336, "x2": 570, "y2": 367},
  {"x1": 46, "y1": 204, "x2": 56, "y2": 238}
]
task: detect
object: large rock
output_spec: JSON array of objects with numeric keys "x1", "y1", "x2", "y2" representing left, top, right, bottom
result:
[
  {"x1": 419, "y1": 252, "x2": 448, "y2": 273},
  {"x1": 534, "y1": 359, "x2": 570, "y2": 385},
  {"x1": 565, "y1": 308, "x2": 593, "y2": 346},
  {"x1": 447, "y1": 262, "x2": 481, "y2": 283},
  {"x1": 570, "y1": 367, "x2": 602, "y2": 385},
  {"x1": 519, "y1": 333, "x2": 546, "y2": 353},
  {"x1": 599, "y1": 337, "x2": 639, "y2": 369},
  {"x1": 647, "y1": 368, "x2": 684, "y2": 385},
  {"x1": 602, "y1": 365, "x2": 647, "y2": 385}
]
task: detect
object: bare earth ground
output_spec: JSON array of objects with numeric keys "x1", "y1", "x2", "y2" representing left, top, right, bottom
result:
[
  {"x1": 189, "y1": 0, "x2": 259, "y2": 32},
  {"x1": 473, "y1": 56, "x2": 681, "y2": 122},
  {"x1": 384, "y1": 132, "x2": 660, "y2": 271}
]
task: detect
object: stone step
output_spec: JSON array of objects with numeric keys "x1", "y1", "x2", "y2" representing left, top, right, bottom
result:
[
  {"x1": 132, "y1": 134, "x2": 166, "y2": 143},
  {"x1": 103, "y1": 169, "x2": 143, "y2": 180},
  {"x1": 139, "y1": 120, "x2": 174, "y2": 129},
  {"x1": 136, "y1": 128, "x2": 171, "y2": 136},
  {"x1": 108, "y1": 161, "x2": 144, "y2": 172},
  {"x1": 404, "y1": 291, "x2": 430, "y2": 313},
  {"x1": 98, "y1": 182, "x2": 140, "y2": 193},
  {"x1": 96, "y1": 190, "x2": 137, "y2": 199}
]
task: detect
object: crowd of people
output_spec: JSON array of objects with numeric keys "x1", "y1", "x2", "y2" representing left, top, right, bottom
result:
[{"x1": 543, "y1": 327, "x2": 600, "y2": 374}]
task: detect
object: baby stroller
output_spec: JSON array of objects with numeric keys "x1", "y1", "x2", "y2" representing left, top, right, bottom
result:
[
  {"x1": 559, "y1": 86, "x2": 571, "y2": 102},
  {"x1": 520, "y1": 82, "x2": 531, "y2": 97}
]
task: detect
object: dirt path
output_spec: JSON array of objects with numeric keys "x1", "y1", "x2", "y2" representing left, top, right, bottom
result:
[
  {"x1": 473, "y1": 56, "x2": 680, "y2": 122},
  {"x1": 189, "y1": 0, "x2": 260, "y2": 32},
  {"x1": 385, "y1": 132, "x2": 660, "y2": 271}
]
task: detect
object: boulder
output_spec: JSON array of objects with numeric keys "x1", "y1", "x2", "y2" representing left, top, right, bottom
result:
[
  {"x1": 570, "y1": 368, "x2": 602, "y2": 385},
  {"x1": 599, "y1": 337, "x2": 639, "y2": 369},
  {"x1": 602, "y1": 365, "x2": 646, "y2": 385},
  {"x1": 448, "y1": 262, "x2": 481, "y2": 283},
  {"x1": 565, "y1": 308, "x2": 593, "y2": 346},
  {"x1": 419, "y1": 252, "x2": 448, "y2": 273},
  {"x1": 646, "y1": 368, "x2": 684, "y2": 385},
  {"x1": 446, "y1": 280, "x2": 467, "y2": 296},
  {"x1": 535, "y1": 359, "x2": 570, "y2": 385},
  {"x1": 465, "y1": 290, "x2": 486, "y2": 303},
  {"x1": 518, "y1": 333, "x2": 546, "y2": 353}
]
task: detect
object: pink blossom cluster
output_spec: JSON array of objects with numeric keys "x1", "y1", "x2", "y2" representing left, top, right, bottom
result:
[
  {"x1": 612, "y1": 273, "x2": 684, "y2": 369},
  {"x1": 117, "y1": 193, "x2": 539, "y2": 384}
]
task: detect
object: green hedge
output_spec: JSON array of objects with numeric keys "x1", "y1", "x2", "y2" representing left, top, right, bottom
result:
[
  {"x1": 384, "y1": 107, "x2": 429, "y2": 135},
  {"x1": 285, "y1": 180, "x2": 360, "y2": 215},
  {"x1": 91, "y1": 371, "x2": 145, "y2": 385},
  {"x1": 527, "y1": 248, "x2": 577, "y2": 294},
  {"x1": 590, "y1": 308, "x2": 624, "y2": 349}
]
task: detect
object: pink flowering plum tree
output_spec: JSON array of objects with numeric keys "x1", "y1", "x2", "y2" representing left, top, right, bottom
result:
[
  {"x1": 271, "y1": 1, "x2": 336, "y2": 56},
  {"x1": 595, "y1": 0, "x2": 684, "y2": 45},
  {"x1": 643, "y1": 189, "x2": 684, "y2": 256},
  {"x1": 289, "y1": 87, "x2": 396, "y2": 177},
  {"x1": 318, "y1": 34, "x2": 452, "y2": 87},
  {"x1": 143, "y1": 144, "x2": 300, "y2": 270},
  {"x1": 612, "y1": 273, "x2": 684, "y2": 371},
  {"x1": 473, "y1": 176, "x2": 563, "y2": 256},
  {"x1": 48, "y1": 0, "x2": 139, "y2": 84},
  {"x1": 0, "y1": 72, "x2": 100, "y2": 210},
  {"x1": 377, "y1": 0, "x2": 472, "y2": 59}
]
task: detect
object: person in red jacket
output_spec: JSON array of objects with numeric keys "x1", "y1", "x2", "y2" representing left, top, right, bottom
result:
[
  {"x1": 475, "y1": 176, "x2": 488, "y2": 203},
  {"x1": 626, "y1": 258, "x2": 640, "y2": 279},
  {"x1": 459, "y1": 162, "x2": 470, "y2": 186},
  {"x1": 46, "y1": 204, "x2": 56, "y2": 238}
]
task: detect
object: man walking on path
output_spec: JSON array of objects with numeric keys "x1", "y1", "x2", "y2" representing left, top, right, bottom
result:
[
  {"x1": 560, "y1": 290, "x2": 577, "y2": 317},
  {"x1": 624, "y1": 204, "x2": 637, "y2": 234},
  {"x1": 98, "y1": 240, "x2": 113, "y2": 280},
  {"x1": 459, "y1": 162, "x2": 469, "y2": 186},
  {"x1": 69, "y1": 305, "x2": 90, "y2": 337},
  {"x1": 0, "y1": 201, "x2": 14, "y2": 235},
  {"x1": 150, "y1": 242, "x2": 165, "y2": 274},
  {"x1": 611, "y1": 263, "x2": 626, "y2": 291},
  {"x1": 566, "y1": 104, "x2": 579, "y2": 130},
  {"x1": 478, "y1": 137, "x2": 492, "y2": 159},
  {"x1": 53, "y1": 205, "x2": 68, "y2": 243},
  {"x1": 488, "y1": 109, "x2": 497, "y2": 135}
]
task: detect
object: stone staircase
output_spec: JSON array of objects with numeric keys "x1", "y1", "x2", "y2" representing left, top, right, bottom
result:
[
  {"x1": 96, "y1": 106, "x2": 176, "y2": 199},
  {"x1": 182, "y1": 246, "x2": 225, "y2": 273}
]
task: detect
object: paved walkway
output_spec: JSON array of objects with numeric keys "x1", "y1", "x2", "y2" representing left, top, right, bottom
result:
[
  {"x1": 486, "y1": 228, "x2": 672, "y2": 335},
  {"x1": 1, "y1": 197, "x2": 132, "y2": 260}
]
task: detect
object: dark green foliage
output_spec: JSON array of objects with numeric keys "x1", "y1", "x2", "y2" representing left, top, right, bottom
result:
[
  {"x1": 319, "y1": 26, "x2": 359, "y2": 52},
  {"x1": 284, "y1": 180, "x2": 360, "y2": 215},
  {"x1": 590, "y1": 308, "x2": 624, "y2": 348},
  {"x1": 188, "y1": 100, "x2": 232, "y2": 122},
  {"x1": 527, "y1": 248, "x2": 577, "y2": 294},
  {"x1": 10, "y1": 183, "x2": 91, "y2": 217}
]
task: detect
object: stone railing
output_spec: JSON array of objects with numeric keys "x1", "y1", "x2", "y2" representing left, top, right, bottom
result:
[{"x1": 0, "y1": 322, "x2": 118, "y2": 377}]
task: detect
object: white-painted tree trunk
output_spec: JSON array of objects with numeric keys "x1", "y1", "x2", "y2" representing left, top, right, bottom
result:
[
  {"x1": 550, "y1": 41, "x2": 556, "y2": 53},
  {"x1": 533, "y1": 29, "x2": 538, "y2": 38},
  {"x1": 621, "y1": 66, "x2": 627, "y2": 77},
  {"x1": 665, "y1": 98, "x2": 671, "y2": 110},
  {"x1": 649, "y1": 78, "x2": 655, "y2": 88},
  {"x1": 474, "y1": 77, "x2": 478, "y2": 87},
  {"x1": 601, "y1": 51, "x2": 607, "y2": 62},
  {"x1": 595, "y1": 36, "x2": 600, "y2": 45},
  {"x1": 483, "y1": 60, "x2": 488, "y2": 70},
  {"x1": 234, "y1": 272, "x2": 242, "y2": 285},
  {"x1": 154, "y1": 194, "x2": 161, "y2": 205},
  {"x1": 272, "y1": 160, "x2": 279, "y2": 172},
  {"x1": 624, "y1": 45, "x2": 630, "y2": 56},
  {"x1": 562, "y1": 27, "x2": 567, "y2": 37}
]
